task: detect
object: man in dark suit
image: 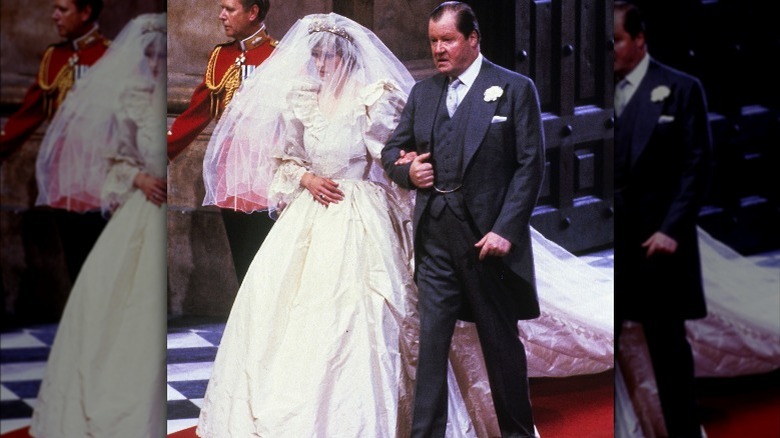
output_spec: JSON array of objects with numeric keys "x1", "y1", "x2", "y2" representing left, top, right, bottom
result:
[
  {"x1": 382, "y1": 2, "x2": 544, "y2": 437},
  {"x1": 614, "y1": 2, "x2": 712, "y2": 437}
]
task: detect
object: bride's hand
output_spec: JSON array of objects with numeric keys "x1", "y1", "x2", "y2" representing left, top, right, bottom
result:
[
  {"x1": 134, "y1": 172, "x2": 167, "y2": 207},
  {"x1": 301, "y1": 172, "x2": 344, "y2": 206}
]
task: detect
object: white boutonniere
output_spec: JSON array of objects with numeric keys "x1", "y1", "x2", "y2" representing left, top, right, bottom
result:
[
  {"x1": 484, "y1": 85, "x2": 504, "y2": 102},
  {"x1": 651, "y1": 85, "x2": 670, "y2": 103}
]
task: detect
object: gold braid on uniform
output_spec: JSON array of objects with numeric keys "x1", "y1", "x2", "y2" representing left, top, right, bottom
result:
[
  {"x1": 206, "y1": 46, "x2": 242, "y2": 120},
  {"x1": 37, "y1": 47, "x2": 75, "y2": 119}
]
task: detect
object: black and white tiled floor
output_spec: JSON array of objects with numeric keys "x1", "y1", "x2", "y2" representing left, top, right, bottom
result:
[
  {"x1": 0, "y1": 324, "x2": 56, "y2": 434},
  {"x1": 165, "y1": 319, "x2": 224, "y2": 434}
]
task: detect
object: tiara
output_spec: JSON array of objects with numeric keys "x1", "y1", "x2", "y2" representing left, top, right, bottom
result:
[
  {"x1": 307, "y1": 19, "x2": 352, "y2": 42},
  {"x1": 141, "y1": 19, "x2": 166, "y2": 34}
]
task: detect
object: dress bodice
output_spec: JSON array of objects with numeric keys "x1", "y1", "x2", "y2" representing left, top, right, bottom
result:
[
  {"x1": 268, "y1": 79, "x2": 407, "y2": 209},
  {"x1": 288, "y1": 83, "x2": 373, "y2": 181}
]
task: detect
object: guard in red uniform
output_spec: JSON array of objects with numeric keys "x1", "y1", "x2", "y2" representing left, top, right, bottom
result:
[
  {"x1": 168, "y1": 0, "x2": 277, "y2": 160},
  {"x1": 168, "y1": 0, "x2": 278, "y2": 284},
  {"x1": 1, "y1": 0, "x2": 110, "y2": 159},
  {"x1": 1, "y1": 0, "x2": 110, "y2": 299}
]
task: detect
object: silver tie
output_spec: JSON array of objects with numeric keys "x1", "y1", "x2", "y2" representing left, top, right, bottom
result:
[
  {"x1": 446, "y1": 78, "x2": 462, "y2": 117},
  {"x1": 614, "y1": 78, "x2": 630, "y2": 117}
]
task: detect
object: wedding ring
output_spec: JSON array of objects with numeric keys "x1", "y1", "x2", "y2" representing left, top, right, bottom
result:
[{"x1": 320, "y1": 194, "x2": 325, "y2": 199}]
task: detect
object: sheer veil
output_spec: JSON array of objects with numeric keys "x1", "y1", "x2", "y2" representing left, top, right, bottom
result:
[
  {"x1": 202, "y1": 12, "x2": 415, "y2": 215},
  {"x1": 35, "y1": 13, "x2": 167, "y2": 212}
]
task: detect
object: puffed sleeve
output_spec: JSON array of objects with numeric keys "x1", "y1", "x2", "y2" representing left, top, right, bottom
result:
[
  {"x1": 100, "y1": 91, "x2": 148, "y2": 214},
  {"x1": 361, "y1": 80, "x2": 407, "y2": 161},
  {"x1": 360, "y1": 80, "x2": 416, "y2": 224},
  {"x1": 266, "y1": 83, "x2": 318, "y2": 211}
]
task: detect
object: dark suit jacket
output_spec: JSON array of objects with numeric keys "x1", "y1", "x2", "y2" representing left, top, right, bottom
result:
[
  {"x1": 382, "y1": 58, "x2": 545, "y2": 320},
  {"x1": 615, "y1": 58, "x2": 712, "y2": 320}
]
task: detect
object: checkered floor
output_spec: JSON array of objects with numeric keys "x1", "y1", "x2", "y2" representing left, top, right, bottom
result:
[
  {"x1": 0, "y1": 324, "x2": 56, "y2": 434},
  {"x1": 165, "y1": 318, "x2": 225, "y2": 434}
]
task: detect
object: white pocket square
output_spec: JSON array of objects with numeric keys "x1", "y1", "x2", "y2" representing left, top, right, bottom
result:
[
  {"x1": 491, "y1": 115, "x2": 507, "y2": 123},
  {"x1": 658, "y1": 115, "x2": 675, "y2": 123}
]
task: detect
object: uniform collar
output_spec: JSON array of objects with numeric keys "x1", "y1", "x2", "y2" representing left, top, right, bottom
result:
[
  {"x1": 72, "y1": 24, "x2": 102, "y2": 51},
  {"x1": 239, "y1": 24, "x2": 270, "y2": 51}
]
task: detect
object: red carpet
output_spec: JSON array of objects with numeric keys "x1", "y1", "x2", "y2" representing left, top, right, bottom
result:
[
  {"x1": 168, "y1": 426, "x2": 197, "y2": 437},
  {"x1": 531, "y1": 370, "x2": 615, "y2": 437},
  {"x1": 0, "y1": 428, "x2": 30, "y2": 438},
  {"x1": 698, "y1": 372, "x2": 780, "y2": 438}
]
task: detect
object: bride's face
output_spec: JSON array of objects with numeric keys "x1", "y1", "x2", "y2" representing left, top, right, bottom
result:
[
  {"x1": 311, "y1": 47, "x2": 343, "y2": 80},
  {"x1": 144, "y1": 41, "x2": 166, "y2": 79}
]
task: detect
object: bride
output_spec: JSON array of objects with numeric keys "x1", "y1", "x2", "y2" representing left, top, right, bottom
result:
[
  {"x1": 197, "y1": 12, "x2": 613, "y2": 437},
  {"x1": 197, "y1": 13, "x2": 459, "y2": 436},
  {"x1": 30, "y1": 13, "x2": 167, "y2": 437}
]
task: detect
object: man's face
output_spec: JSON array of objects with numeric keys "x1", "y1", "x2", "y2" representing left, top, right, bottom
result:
[
  {"x1": 613, "y1": 11, "x2": 644, "y2": 79},
  {"x1": 428, "y1": 11, "x2": 479, "y2": 78},
  {"x1": 52, "y1": 0, "x2": 91, "y2": 39},
  {"x1": 219, "y1": 0, "x2": 257, "y2": 40}
]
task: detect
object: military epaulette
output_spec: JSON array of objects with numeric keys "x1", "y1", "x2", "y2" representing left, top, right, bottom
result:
[
  {"x1": 38, "y1": 46, "x2": 74, "y2": 118},
  {"x1": 205, "y1": 45, "x2": 242, "y2": 120}
]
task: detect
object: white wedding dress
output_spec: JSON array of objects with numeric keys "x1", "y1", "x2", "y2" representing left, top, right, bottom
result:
[
  {"x1": 197, "y1": 81, "x2": 478, "y2": 437},
  {"x1": 29, "y1": 88, "x2": 166, "y2": 438}
]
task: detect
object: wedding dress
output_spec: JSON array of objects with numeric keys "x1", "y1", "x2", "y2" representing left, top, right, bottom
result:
[{"x1": 29, "y1": 13, "x2": 166, "y2": 437}]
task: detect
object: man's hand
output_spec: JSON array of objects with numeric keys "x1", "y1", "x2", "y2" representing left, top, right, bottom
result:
[
  {"x1": 642, "y1": 231, "x2": 678, "y2": 257},
  {"x1": 409, "y1": 152, "x2": 434, "y2": 189},
  {"x1": 301, "y1": 172, "x2": 344, "y2": 207},
  {"x1": 134, "y1": 172, "x2": 167, "y2": 207},
  {"x1": 475, "y1": 231, "x2": 512, "y2": 260},
  {"x1": 395, "y1": 150, "x2": 418, "y2": 165}
]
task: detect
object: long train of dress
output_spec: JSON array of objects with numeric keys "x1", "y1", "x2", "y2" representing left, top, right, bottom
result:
[{"x1": 29, "y1": 191, "x2": 166, "y2": 437}]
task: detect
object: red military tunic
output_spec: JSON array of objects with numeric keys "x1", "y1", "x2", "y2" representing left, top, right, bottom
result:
[
  {"x1": 0, "y1": 25, "x2": 110, "y2": 159},
  {"x1": 167, "y1": 26, "x2": 277, "y2": 160}
]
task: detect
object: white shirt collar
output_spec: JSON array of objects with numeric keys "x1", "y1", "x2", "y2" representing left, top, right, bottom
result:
[
  {"x1": 454, "y1": 53, "x2": 483, "y2": 88},
  {"x1": 624, "y1": 52, "x2": 650, "y2": 87},
  {"x1": 239, "y1": 23, "x2": 266, "y2": 51}
]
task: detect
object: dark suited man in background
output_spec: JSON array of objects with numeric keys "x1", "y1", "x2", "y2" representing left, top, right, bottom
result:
[
  {"x1": 167, "y1": 0, "x2": 277, "y2": 284},
  {"x1": 614, "y1": 2, "x2": 712, "y2": 437},
  {"x1": 382, "y1": 2, "x2": 544, "y2": 437}
]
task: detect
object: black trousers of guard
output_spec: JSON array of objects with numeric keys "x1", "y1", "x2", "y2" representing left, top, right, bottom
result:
[{"x1": 220, "y1": 209, "x2": 275, "y2": 284}]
